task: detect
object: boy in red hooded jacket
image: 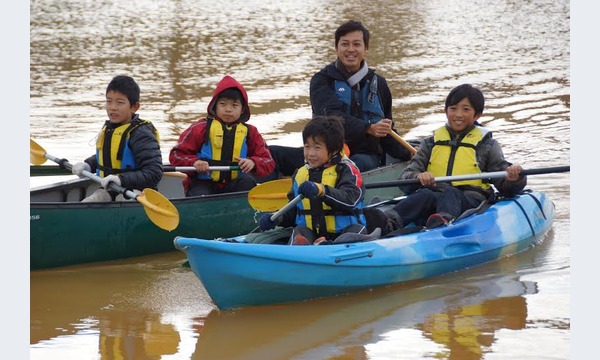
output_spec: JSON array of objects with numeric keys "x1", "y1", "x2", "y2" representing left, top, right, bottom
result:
[{"x1": 169, "y1": 75, "x2": 275, "y2": 196}]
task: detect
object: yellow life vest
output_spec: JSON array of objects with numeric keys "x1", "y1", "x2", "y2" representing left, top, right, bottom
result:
[
  {"x1": 95, "y1": 118, "x2": 158, "y2": 177},
  {"x1": 294, "y1": 165, "x2": 338, "y2": 233},
  {"x1": 197, "y1": 119, "x2": 249, "y2": 182},
  {"x1": 427, "y1": 125, "x2": 491, "y2": 190}
]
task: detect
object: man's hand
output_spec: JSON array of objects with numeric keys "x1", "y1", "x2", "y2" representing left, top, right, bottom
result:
[{"x1": 367, "y1": 118, "x2": 392, "y2": 137}]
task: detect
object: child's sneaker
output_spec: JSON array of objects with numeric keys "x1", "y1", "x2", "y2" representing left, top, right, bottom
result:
[
  {"x1": 291, "y1": 233, "x2": 310, "y2": 245},
  {"x1": 426, "y1": 212, "x2": 454, "y2": 229},
  {"x1": 313, "y1": 236, "x2": 328, "y2": 245}
]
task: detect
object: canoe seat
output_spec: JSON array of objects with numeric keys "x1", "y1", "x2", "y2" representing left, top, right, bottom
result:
[
  {"x1": 333, "y1": 227, "x2": 382, "y2": 244},
  {"x1": 157, "y1": 172, "x2": 186, "y2": 198},
  {"x1": 383, "y1": 226, "x2": 424, "y2": 237},
  {"x1": 455, "y1": 200, "x2": 491, "y2": 222}
]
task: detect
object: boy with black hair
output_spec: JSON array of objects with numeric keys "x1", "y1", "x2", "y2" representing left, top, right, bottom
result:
[
  {"x1": 388, "y1": 84, "x2": 526, "y2": 229},
  {"x1": 258, "y1": 115, "x2": 368, "y2": 245},
  {"x1": 71, "y1": 75, "x2": 163, "y2": 202},
  {"x1": 169, "y1": 75, "x2": 275, "y2": 196}
]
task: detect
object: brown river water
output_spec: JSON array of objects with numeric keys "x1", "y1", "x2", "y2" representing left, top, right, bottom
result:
[{"x1": 28, "y1": 0, "x2": 576, "y2": 359}]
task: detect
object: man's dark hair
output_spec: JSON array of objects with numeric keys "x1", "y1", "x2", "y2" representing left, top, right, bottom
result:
[
  {"x1": 106, "y1": 75, "x2": 140, "y2": 106},
  {"x1": 445, "y1": 84, "x2": 485, "y2": 116},
  {"x1": 303, "y1": 115, "x2": 345, "y2": 154},
  {"x1": 335, "y1": 20, "x2": 370, "y2": 49}
]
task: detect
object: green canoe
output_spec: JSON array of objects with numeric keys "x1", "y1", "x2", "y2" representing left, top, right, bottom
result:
[{"x1": 30, "y1": 161, "x2": 407, "y2": 270}]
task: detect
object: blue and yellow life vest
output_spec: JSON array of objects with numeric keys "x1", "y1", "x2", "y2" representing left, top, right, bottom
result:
[
  {"x1": 293, "y1": 163, "x2": 364, "y2": 236},
  {"x1": 428, "y1": 125, "x2": 492, "y2": 190},
  {"x1": 334, "y1": 74, "x2": 385, "y2": 124},
  {"x1": 95, "y1": 117, "x2": 159, "y2": 177},
  {"x1": 197, "y1": 118, "x2": 248, "y2": 182}
]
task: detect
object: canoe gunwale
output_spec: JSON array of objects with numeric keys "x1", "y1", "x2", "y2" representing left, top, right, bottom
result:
[{"x1": 30, "y1": 160, "x2": 407, "y2": 206}]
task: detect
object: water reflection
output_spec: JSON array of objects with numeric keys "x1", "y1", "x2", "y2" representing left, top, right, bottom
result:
[
  {"x1": 30, "y1": 252, "x2": 211, "y2": 359},
  {"x1": 30, "y1": 247, "x2": 543, "y2": 360},
  {"x1": 190, "y1": 250, "x2": 541, "y2": 360},
  {"x1": 98, "y1": 311, "x2": 181, "y2": 359}
]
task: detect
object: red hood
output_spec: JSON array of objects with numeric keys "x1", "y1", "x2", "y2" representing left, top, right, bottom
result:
[{"x1": 207, "y1": 75, "x2": 250, "y2": 123}]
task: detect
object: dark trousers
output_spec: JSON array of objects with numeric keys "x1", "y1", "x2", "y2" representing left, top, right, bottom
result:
[
  {"x1": 392, "y1": 187, "x2": 482, "y2": 226},
  {"x1": 349, "y1": 153, "x2": 383, "y2": 172},
  {"x1": 268, "y1": 145, "x2": 305, "y2": 177}
]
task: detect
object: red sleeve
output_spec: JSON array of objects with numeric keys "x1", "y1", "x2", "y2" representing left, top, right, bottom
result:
[
  {"x1": 246, "y1": 125, "x2": 276, "y2": 177},
  {"x1": 168, "y1": 119, "x2": 208, "y2": 166}
]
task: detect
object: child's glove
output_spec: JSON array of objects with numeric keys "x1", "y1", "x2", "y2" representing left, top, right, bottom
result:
[
  {"x1": 71, "y1": 162, "x2": 91, "y2": 178},
  {"x1": 259, "y1": 213, "x2": 278, "y2": 231},
  {"x1": 298, "y1": 181, "x2": 324, "y2": 199},
  {"x1": 100, "y1": 174, "x2": 121, "y2": 189},
  {"x1": 123, "y1": 189, "x2": 143, "y2": 200}
]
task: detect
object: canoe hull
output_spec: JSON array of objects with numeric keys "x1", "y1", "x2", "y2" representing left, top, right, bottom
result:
[
  {"x1": 30, "y1": 193, "x2": 259, "y2": 270},
  {"x1": 175, "y1": 191, "x2": 555, "y2": 310},
  {"x1": 30, "y1": 162, "x2": 406, "y2": 269}
]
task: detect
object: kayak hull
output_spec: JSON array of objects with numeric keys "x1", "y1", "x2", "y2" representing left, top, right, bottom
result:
[{"x1": 175, "y1": 191, "x2": 554, "y2": 310}]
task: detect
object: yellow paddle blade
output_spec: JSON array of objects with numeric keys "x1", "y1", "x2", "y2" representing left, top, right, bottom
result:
[
  {"x1": 137, "y1": 188, "x2": 180, "y2": 231},
  {"x1": 30, "y1": 138, "x2": 180, "y2": 231},
  {"x1": 248, "y1": 178, "x2": 293, "y2": 212},
  {"x1": 30, "y1": 138, "x2": 48, "y2": 165}
]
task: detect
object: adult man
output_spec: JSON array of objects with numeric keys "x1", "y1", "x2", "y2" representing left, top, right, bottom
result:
[{"x1": 268, "y1": 20, "x2": 412, "y2": 177}]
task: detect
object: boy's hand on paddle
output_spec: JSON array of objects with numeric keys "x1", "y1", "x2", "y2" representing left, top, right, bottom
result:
[
  {"x1": 193, "y1": 159, "x2": 211, "y2": 173},
  {"x1": 235, "y1": 156, "x2": 255, "y2": 173},
  {"x1": 298, "y1": 181, "x2": 324, "y2": 199},
  {"x1": 72, "y1": 162, "x2": 91, "y2": 178},
  {"x1": 100, "y1": 174, "x2": 121, "y2": 189},
  {"x1": 259, "y1": 213, "x2": 277, "y2": 231},
  {"x1": 505, "y1": 164, "x2": 523, "y2": 181}
]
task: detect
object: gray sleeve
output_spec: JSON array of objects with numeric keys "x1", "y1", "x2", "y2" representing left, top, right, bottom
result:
[{"x1": 399, "y1": 137, "x2": 432, "y2": 180}]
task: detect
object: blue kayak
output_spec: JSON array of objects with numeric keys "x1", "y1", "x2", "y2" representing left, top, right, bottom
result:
[{"x1": 174, "y1": 190, "x2": 554, "y2": 310}]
